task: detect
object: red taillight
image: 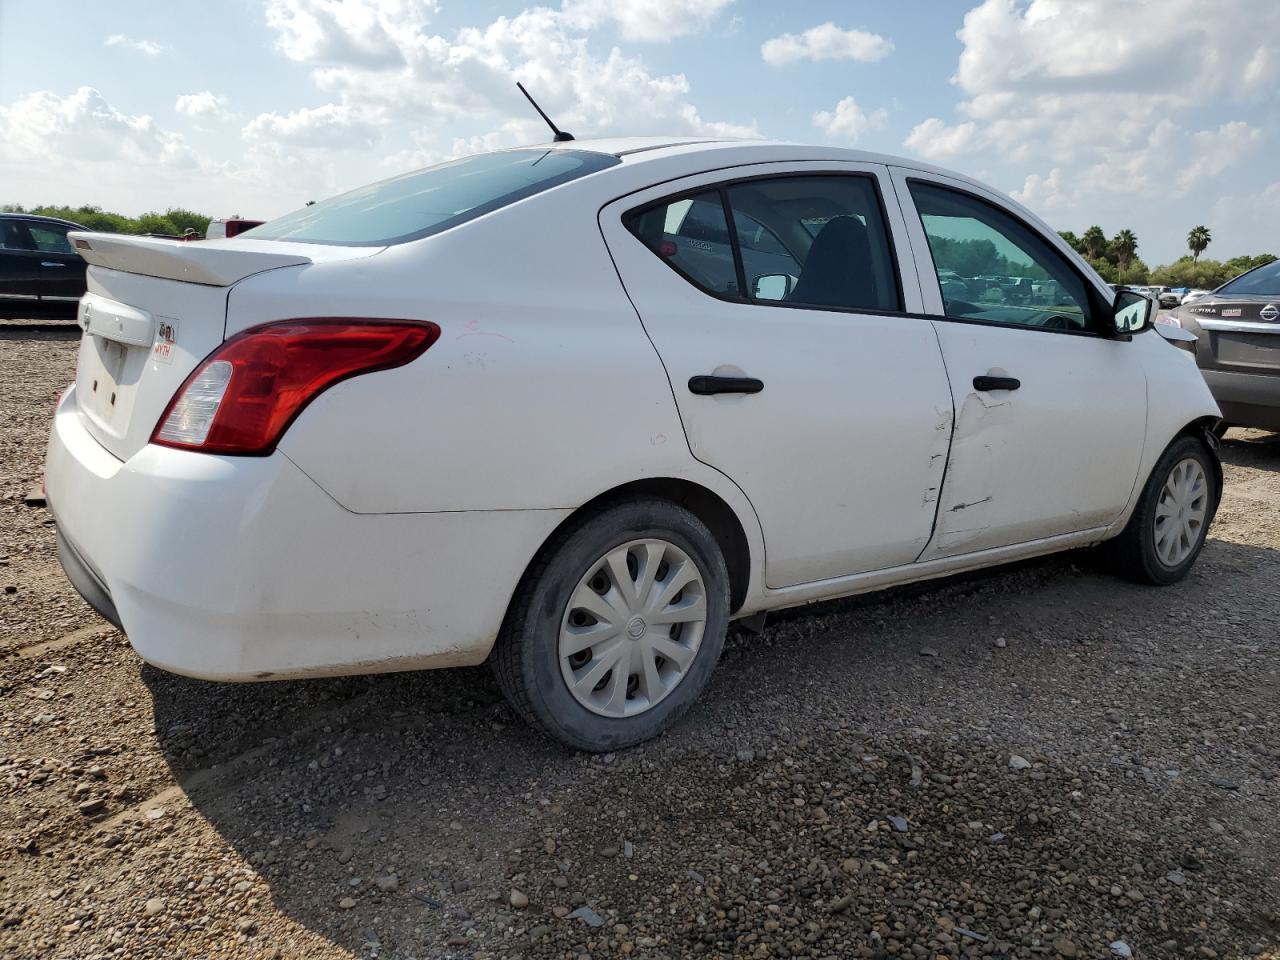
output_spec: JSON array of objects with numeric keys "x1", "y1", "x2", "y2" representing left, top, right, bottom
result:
[{"x1": 151, "y1": 319, "x2": 439, "y2": 456}]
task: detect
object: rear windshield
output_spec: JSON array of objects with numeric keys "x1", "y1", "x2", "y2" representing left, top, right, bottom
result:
[
  {"x1": 244, "y1": 149, "x2": 619, "y2": 247},
  {"x1": 1217, "y1": 258, "x2": 1280, "y2": 297}
]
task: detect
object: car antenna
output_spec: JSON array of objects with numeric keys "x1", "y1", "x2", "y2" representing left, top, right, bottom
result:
[{"x1": 516, "y1": 82, "x2": 574, "y2": 142}]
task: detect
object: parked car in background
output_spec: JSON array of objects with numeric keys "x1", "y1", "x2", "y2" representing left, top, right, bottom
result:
[
  {"x1": 0, "y1": 213, "x2": 89, "y2": 318},
  {"x1": 206, "y1": 218, "x2": 265, "y2": 240},
  {"x1": 1150, "y1": 286, "x2": 1180, "y2": 308},
  {"x1": 46, "y1": 138, "x2": 1222, "y2": 751},
  {"x1": 1168, "y1": 258, "x2": 1280, "y2": 432}
]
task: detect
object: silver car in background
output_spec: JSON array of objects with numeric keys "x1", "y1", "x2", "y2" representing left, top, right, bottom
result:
[{"x1": 1169, "y1": 259, "x2": 1280, "y2": 432}]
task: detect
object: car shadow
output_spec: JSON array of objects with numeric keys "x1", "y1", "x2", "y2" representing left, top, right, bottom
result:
[
  {"x1": 1220, "y1": 427, "x2": 1280, "y2": 471},
  {"x1": 140, "y1": 529, "x2": 1280, "y2": 957}
]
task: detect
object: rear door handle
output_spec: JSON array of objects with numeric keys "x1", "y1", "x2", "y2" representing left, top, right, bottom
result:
[
  {"x1": 688, "y1": 375, "x2": 764, "y2": 396},
  {"x1": 973, "y1": 375, "x2": 1021, "y2": 392},
  {"x1": 41, "y1": 261, "x2": 67, "y2": 268}
]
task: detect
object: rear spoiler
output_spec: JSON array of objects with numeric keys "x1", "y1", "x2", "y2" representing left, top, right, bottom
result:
[{"x1": 68, "y1": 232, "x2": 311, "y2": 287}]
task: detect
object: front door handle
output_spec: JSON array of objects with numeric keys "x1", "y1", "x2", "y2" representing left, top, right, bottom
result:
[
  {"x1": 973, "y1": 375, "x2": 1021, "y2": 392},
  {"x1": 41, "y1": 261, "x2": 67, "y2": 268},
  {"x1": 688, "y1": 375, "x2": 764, "y2": 396}
]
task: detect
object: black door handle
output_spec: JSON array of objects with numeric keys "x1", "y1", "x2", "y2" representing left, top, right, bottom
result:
[
  {"x1": 973, "y1": 375, "x2": 1021, "y2": 392},
  {"x1": 688, "y1": 375, "x2": 764, "y2": 396}
]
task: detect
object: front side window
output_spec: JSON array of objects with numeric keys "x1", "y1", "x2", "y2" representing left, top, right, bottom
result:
[
  {"x1": 909, "y1": 181, "x2": 1094, "y2": 332},
  {"x1": 625, "y1": 174, "x2": 901, "y2": 313},
  {"x1": 245, "y1": 149, "x2": 620, "y2": 247},
  {"x1": 27, "y1": 224, "x2": 73, "y2": 254}
]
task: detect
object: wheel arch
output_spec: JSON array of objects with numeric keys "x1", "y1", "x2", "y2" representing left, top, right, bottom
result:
[
  {"x1": 1175, "y1": 415, "x2": 1225, "y2": 511},
  {"x1": 511, "y1": 477, "x2": 755, "y2": 621}
]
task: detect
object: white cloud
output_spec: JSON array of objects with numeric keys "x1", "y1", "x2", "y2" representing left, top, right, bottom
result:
[
  {"x1": 761, "y1": 22, "x2": 893, "y2": 65},
  {"x1": 0, "y1": 87, "x2": 193, "y2": 168},
  {"x1": 265, "y1": 0, "x2": 435, "y2": 66},
  {"x1": 242, "y1": 103, "x2": 382, "y2": 149},
  {"x1": 260, "y1": 1, "x2": 758, "y2": 156},
  {"x1": 901, "y1": 0, "x2": 1276, "y2": 236},
  {"x1": 812, "y1": 96, "x2": 886, "y2": 142},
  {"x1": 562, "y1": 0, "x2": 736, "y2": 43},
  {"x1": 105, "y1": 34, "x2": 165, "y2": 56},
  {"x1": 1177, "y1": 122, "x2": 1262, "y2": 191},
  {"x1": 1210, "y1": 182, "x2": 1280, "y2": 259},
  {"x1": 1011, "y1": 167, "x2": 1070, "y2": 209},
  {"x1": 175, "y1": 91, "x2": 231, "y2": 120},
  {"x1": 903, "y1": 118, "x2": 979, "y2": 158}
]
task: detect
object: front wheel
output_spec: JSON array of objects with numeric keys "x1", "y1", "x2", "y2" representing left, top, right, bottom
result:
[
  {"x1": 492, "y1": 499, "x2": 730, "y2": 752},
  {"x1": 1103, "y1": 435, "x2": 1218, "y2": 585}
]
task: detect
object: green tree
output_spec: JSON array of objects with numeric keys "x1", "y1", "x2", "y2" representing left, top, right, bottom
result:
[
  {"x1": 1149, "y1": 259, "x2": 1230, "y2": 289},
  {"x1": 1081, "y1": 225, "x2": 1107, "y2": 260},
  {"x1": 1111, "y1": 229, "x2": 1138, "y2": 272},
  {"x1": 1222, "y1": 253, "x2": 1277, "y2": 279},
  {"x1": 1058, "y1": 230, "x2": 1084, "y2": 255},
  {"x1": 1187, "y1": 225, "x2": 1211, "y2": 261},
  {"x1": 1, "y1": 202, "x2": 216, "y2": 236},
  {"x1": 162, "y1": 208, "x2": 212, "y2": 236}
]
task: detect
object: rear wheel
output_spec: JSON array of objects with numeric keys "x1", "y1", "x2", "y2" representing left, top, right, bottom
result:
[
  {"x1": 492, "y1": 499, "x2": 730, "y2": 752},
  {"x1": 1103, "y1": 435, "x2": 1217, "y2": 585}
]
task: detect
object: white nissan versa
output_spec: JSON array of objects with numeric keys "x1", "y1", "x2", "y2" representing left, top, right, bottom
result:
[{"x1": 47, "y1": 138, "x2": 1221, "y2": 751}]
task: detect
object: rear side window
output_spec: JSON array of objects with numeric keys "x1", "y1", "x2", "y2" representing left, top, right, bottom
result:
[
  {"x1": 625, "y1": 174, "x2": 902, "y2": 314},
  {"x1": 246, "y1": 149, "x2": 620, "y2": 247},
  {"x1": 1217, "y1": 258, "x2": 1280, "y2": 296},
  {"x1": 0, "y1": 220, "x2": 32, "y2": 250},
  {"x1": 625, "y1": 192, "x2": 741, "y2": 297}
]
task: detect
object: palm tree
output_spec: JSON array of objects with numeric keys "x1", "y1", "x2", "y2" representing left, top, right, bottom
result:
[
  {"x1": 1081, "y1": 225, "x2": 1107, "y2": 260},
  {"x1": 1187, "y1": 225, "x2": 1211, "y2": 261},
  {"x1": 1112, "y1": 229, "x2": 1138, "y2": 272}
]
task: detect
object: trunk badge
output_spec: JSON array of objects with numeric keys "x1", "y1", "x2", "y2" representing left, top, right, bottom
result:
[{"x1": 1261, "y1": 304, "x2": 1279, "y2": 322}]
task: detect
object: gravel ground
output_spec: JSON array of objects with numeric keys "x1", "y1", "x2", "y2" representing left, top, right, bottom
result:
[{"x1": 1, "y1": 331, "x2": 1277, "y2": 960}]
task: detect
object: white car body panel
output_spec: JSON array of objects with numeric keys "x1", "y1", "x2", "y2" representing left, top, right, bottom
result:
[
  {"x1": 46, "y1": 393, "x2": 571, "y2": 678},
  {"x1": 599, "y1": 161, "x2": 954, "y2": 586},
  {"x1": 888, "y1": 167, "x2": 1148, "y2": 558},
  {"x1": 44, "y1": 138, "x2": 1222, "y2": 681}
]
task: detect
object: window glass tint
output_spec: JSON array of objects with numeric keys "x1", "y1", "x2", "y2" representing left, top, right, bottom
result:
[
  {"x1": 727, "y1": 176, "x2": 900, "y2": 311},
  {"x1": 1217, "y1": 258, "x2": 1280, "y2": 296},
  {"x1": 246, "y1": 149, "x2": 619, "y2": 247},
  {"x1": 909, "y1": 182, "x2": 1092, "y2": 331},
  {"x1": 0, "y1": 221, "x2": 32, "y2": 250},
  {"x1": 27, "y1": 224, "x2": 73, "y2": 254},
  {"x1": 625, "y1": 191, "x2": 740, "y2": 297}
]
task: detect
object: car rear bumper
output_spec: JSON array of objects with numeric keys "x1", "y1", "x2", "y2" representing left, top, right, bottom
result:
[
  {"x1": 46, "y1": 386, "x2": 569, "y2": 681},
  {"x1": 1202, "y1": 368, "x2": 1280, "y2": 430}
]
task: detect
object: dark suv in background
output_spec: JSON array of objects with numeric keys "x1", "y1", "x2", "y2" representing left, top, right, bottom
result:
[
  {"x1": 0, "y1": 214, "x2": 89, "y2": 319},
  {"x1": 1169, "y1": 258, "x2": 1280, "y2": 433}
]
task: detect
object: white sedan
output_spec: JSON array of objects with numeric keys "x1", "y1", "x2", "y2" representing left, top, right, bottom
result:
[{"x1": 47, "y1": 138, "x2": 1221, "y2": 751}]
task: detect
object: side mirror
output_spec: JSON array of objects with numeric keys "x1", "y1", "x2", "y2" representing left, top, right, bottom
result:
[
  {"x1": 752, "y1": 273, "x2": 794, "y2": 301},
  {"x1": 1112, "y1": 289, "x2": 1154, "y2": 336}
]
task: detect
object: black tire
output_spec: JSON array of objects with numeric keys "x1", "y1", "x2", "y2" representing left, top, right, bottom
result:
[
  {"x1": 492, "y1": 498, "x2": 730, "y2": 752},
  {"x1": 1102, "y1": 435, "x2": 1218, "y2": 585}
]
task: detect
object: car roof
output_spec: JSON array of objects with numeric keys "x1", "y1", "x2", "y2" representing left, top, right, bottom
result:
[
  {"x1": 541, "y1": 136, "x2": 980, "y2": 184},
  {"x1": 0, "y1": 212, "x2": 89, "y2": 229}
]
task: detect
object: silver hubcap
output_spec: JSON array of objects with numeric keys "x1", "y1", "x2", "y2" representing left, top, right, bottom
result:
[
  {"x1": 1154, "y1": 457, "x2": 1208, "y2": 567},
  {"x1": 558, "y1": 538, "x2": 707, "y2": 718}
]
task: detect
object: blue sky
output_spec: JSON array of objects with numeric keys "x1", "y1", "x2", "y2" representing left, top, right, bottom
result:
[{"x1": 1, "y1": 0, "x2": 1276, "y2": 265}]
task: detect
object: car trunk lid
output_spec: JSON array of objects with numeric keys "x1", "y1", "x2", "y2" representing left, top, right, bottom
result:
[{"x1": 1186, "y1": 297, "x2": 1280, "y2": 373}]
